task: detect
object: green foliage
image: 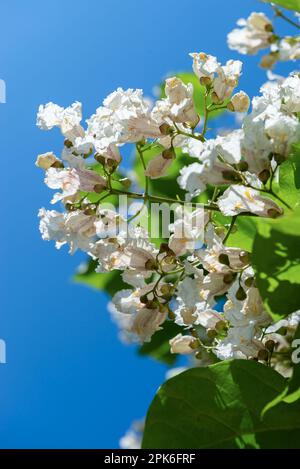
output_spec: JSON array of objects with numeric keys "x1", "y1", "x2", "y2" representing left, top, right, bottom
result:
[
  {"x1": 265, "y1": 0, "x2": 300, "y2": 13},
  {"x1": 142, "y1": 360, "x2": 300, "y2": 449},
  {"x1": 252, "y1": 208, "x2": 300, "y2": 321},
  {"x1": 225, "y1": 217, "x2": 257, "y2": 252},
  {"x1": 73, "y1": 258, "x2": 126, "y2": 297},
  {"x1": 277, "y1": 143, "x2": 300, "y2": 208},
  {"x1": 138, "y1": 321, "x2": 183, "y2": 365}
]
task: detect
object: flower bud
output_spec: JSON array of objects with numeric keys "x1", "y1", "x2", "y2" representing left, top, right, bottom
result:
[
  {"x1": 160, "y1": 284, "x2": 174, "y2": 296},
  {"x1": 218, "y1": 253, "x2": 230, "y2": 266},
  {"x1": 170, "y1": 334, "x2": 195, "y2": 355},
  {"x1": 236, "y1": 161, "x2": 249, "y2": 172},
  {"x1": 207, "y1": 328, "x2": 218, "y2": 339},
  {"x1": 159, "y1": 123, "x2": 173, "y2": 135},
  {"x1": 223, "y1": 272, "x2": 235, "y2": 284},
  {"x1": 258, "y1": 349, "x2": 269, "y2": 361},
  {"x1": 140, "y1": 294, "x2": 149, "y2": 304},
  {"x1": 51, "y1": 160, "x2": 65, "y2": 169},
  {"x1": 265, "y1": 340, "x2": 275, "y2": 352},
  {"x1": 94, "y1": 153, "x2": 106, "y2": 164},
  {"x1": 94, "y1": 184, "x2": 105, "y2": 194},
  {"x1": 64, "y1": 139, "x2": 73, "y2": 148},
  {"x1": 119, "y1": 178, "x2": 132, "y2": 188},
  {"x1": 211, "y1": 92, "x2": 222, "y2": 104},
  {"x1": 258, "y1": 169, "x2": 270, "y2": 184},
  {"x1": 239, "y1": 251, "x2": 251, "y2": 264},
  {"x1": 235, "y1": 286, "x2": 247, "y2": 301},
  {"x1": 145, "y1": 258, "x2": 157, "y2": 270},
  {"x1": 162, "y1": 147, "x2": 176, "y2": 160},
  {"x1": 267, "y1": 208, "x2": 282, "y2": 218},
  {"x1": 200, "y1": 76, "x2": 211, "y2": 86},
  {"x1": 35, "y1": 152, "x2": 61, "y2": 170},
  {"x1": 83, "y1": 206, "x2": 96, "y2": 216},
  {"x1": 274, "y1": 153, "x2": 286, "y2": 165},
  {"x1": 244, "y1": 276, "x2": 254, "y2": 288},
  {"x1": 222, "y1": 170, "x2": 242, "y2": 182},
  {"x1": 146, "y1": 299, "x2": 158, "y2": 310},
  {"x1": 229, "y1": 91, "x2": 250, "y2": 113}
]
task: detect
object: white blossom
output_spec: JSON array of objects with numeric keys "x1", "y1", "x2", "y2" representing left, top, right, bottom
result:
[
  {"x1": 217, "y1": 185, "x2": 283, "y2": 217},
  {"x1": 227, "y1": 12, "x2": 273, "y2": 55},
  {"x1": 170, "y1": 334, "x2": 195, "y2": 355}
]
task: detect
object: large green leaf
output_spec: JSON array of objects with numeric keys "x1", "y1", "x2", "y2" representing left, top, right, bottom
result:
[
  {"x1": 138, "y1": 321, "x2": 183, "y2": 365},
  {"x1": 252, "y1": 208, "x2": 300, "y2": 321},
  {"x1": 142, "y1": 360, "x2": 300, "y2": 449},
  {"x1": 265, "y1": 0, "x2": 300, "y2": 13},
  {"x1": 225, "y1": 217, "x2": 257, "y2": 252},
  {"x1": 278, "y1": 144, "x2": 300, "y2": 209}
]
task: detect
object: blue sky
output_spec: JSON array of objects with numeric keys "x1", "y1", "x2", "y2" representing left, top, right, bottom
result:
[{"x1": 0, "y1": 0, "x2": 296, "y2": 448}]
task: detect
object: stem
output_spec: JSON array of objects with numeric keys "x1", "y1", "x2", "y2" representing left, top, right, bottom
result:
[
  {"x1": 273, "y1": 6, "x2": 300, "y2": 30},
  {"x1": 175, "y1": 127, "x2": 205, "y2": 142},
  {"x1": 269, "y1": 190, "x2": 292, "y2": 210},
  {"x1": 201, "y1": 92, "x2": 209, "y2": 138},
  {"x1": 223, "y1": 215, "x2": 237, "y2": 244},
  {"x1": 128, "y1": 143, "x2": 150, "y2": 222}
]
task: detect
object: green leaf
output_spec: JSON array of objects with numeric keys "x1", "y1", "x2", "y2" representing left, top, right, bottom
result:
[
  {"x1": 265, "y1": 0, "x2": 300, "y2": 13},
  {"x1": 138, "y1": 321, "x2": 182, "y2": 365},
  {"x1": 73, "y1": 258, "x2": 126, "y2": 297},
  {"x1": 252, "y1": 209, "x2": 300, "y2": 321},
  {"x1": 142, "y1": 359, "x2": 300, "y2": 449},
  {"x1": 160, "y1": 72, "x2": 226, "y2": 119},
  {"x1": 225, "y1": 217, "x2": 257, "y2": 252},
  {"x1": 278, "y1": 144, "x2": 300, "y2": 209}
]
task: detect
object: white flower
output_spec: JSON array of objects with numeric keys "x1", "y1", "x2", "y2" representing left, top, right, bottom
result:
[
  {"x1": 189, "y1": 52, "x2": 219, "y2": 82},
  {"x1": 196, "y1": 309, "x2": 224, "y2": 330},
  {"x1": 145, "y1": 152, "x2": 173, "y2": 179},
  {"x1": 45, "y1": 167, "x2": 106, "y2": 204},
  {"x1": 94, "y1": 208, "x2": 120, "y2": 239},
  {"x1": 213, "y1": 60, "x2": 243, "y2": 101},
  {"x1": 276, "y1": 37, "x2": 300, "y2": 62},
  {"x1": 174, "y1": 276, "x2": 207, "y2": 327},
  {"x1": 38, "y1": 208, "x2": 96, "y2": 254},
  {"x1": 217, "y1": 185, "x2": 283, "y2": 217},
  {"x1": 87, "y1": 88, "x2": 160, "y2": 151},
  {"x1": 170, "y1": 334, "x2": 195, "y2": 354},
  {"x1": 264, "y1": 112, "x2": 300, "y2": 156},
  {"x1": 35, "y1": 152, "x2": 61, "y2": 170},
  {"x1": 230, "y1": 91, "x2": 250, "y2": 113},
  {"x1": 227, "y1": 12, "x2": 273, "y2": 55},
  {"x1": 157, "y1": 77, "x2": 198, "y2": 123},
  {"x1": 280, "y1": 74, "x2": 300, "y2": 113},
  {"x1": 38, "y1": 208, "x2": 67, "y2": 249},
  {"x1": 197, "y1": 232, "x2": 248, "y2": 274},
  {"x1": 131, "y1": 307, "x2": 167, "y2": 343},
  {"x1": 168, "y1": 206, "x2": 207, "y2": 256},
  {"x1": 215, "y1": 129, "x2": 243, "y2": 164},
  {"x1": 37, "y1": 102, "x2": 84, "y2": 140}
]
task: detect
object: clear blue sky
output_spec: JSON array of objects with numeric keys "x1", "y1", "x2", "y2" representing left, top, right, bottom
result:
[{"x1": 0, "y1": 0, "x2": 295, "y2": 448}]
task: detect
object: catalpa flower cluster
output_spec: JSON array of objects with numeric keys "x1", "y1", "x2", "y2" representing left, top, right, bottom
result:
[
  {"x1": 228, "y1": 10, "x2": 300, "y2": 69},
  {"x1": 36, "y1": 44, "x2": 300, "y2": 366}
]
